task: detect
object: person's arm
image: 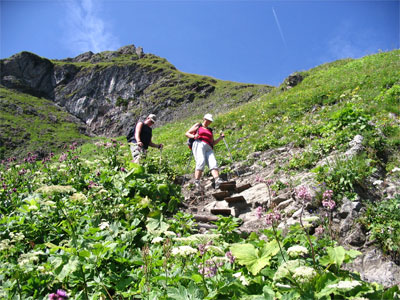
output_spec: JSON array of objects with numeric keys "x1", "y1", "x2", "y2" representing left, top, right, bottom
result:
[
  {"x1": 149, "y1": 141, "x2": 163, "y2": 149},
  {"x1": 213, "y1": 132, "x2": 225, "y2": 146},
  {"x1": 135, "y1": 122, "x2": 144, "y2": 147},
  {"x1": 185, "y1": 123, "x2": 201, "y2": 139}
]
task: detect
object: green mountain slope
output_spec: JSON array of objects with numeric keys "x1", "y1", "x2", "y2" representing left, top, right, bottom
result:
[
  {"x1": 0, "y1": 46, "x2": 272, "y2": 159},
  {"x1": 0, "y1": 87, "x2": 90, "y2": 160},
  {"x1": 152, "y1": 50, "x2": 400, "y2": 173}
]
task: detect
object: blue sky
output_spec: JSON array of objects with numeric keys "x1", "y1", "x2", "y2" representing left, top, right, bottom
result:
[{"x1": 1, "y1": 0, "x2": 399, "y2": 86}]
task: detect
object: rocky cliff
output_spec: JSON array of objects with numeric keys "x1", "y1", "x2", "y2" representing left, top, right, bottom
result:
[{"x1": 1, "y1": 45, "x2": 272, "y2": 138}]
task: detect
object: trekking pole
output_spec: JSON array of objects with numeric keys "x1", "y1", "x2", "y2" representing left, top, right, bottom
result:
[
  {"x1": 222, "y1": 136, "x2": 240, "y2": 177},
  {"x1": 159, "y1": 148, "x2": 163, "y2": 175}
]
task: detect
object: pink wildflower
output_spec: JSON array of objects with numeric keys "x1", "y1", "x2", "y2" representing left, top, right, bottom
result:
[
  {"x1": 225, "y1": 251, "x2": 236, "y2": 263},
  {"x1": 255, "y1": 206, "x2": 264, "y2": 219},
  {"x1": 296, "y1": 185, "x2": 312, "y2": 202},
  {"x1": 322, "y1": 199, "x2": 336, "y2": 211}
]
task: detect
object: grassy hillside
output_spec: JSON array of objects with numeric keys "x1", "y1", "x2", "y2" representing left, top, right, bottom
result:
[
  {"x1": 152, "y1": 50, "x2": 400, "y2": 175},
  {"x1": 0, "y1": 87, "x2": 91, "y2": 160},
  {"x1": 1, "y1": 50, "x2": 400, "y2": 299}
]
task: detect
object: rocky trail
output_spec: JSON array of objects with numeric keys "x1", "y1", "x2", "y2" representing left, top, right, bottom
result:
[{"x1": 177, "y1": 143, "x2": 400, "y2": 288}]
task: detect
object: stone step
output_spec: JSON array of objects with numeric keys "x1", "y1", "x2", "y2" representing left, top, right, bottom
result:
[
  {"x1": 212, "y1": 190, "x2": 231, "y2": 200},
  {"x1": 193, "y1": 214, "x2": 219, "y2": 223},
  {"x1": 219, "y1": 181, "x2": 237, "y2": 191},
  {"x1": 224, "y1": 195, "x2": 246, "y2": 204},
  {"x1": 210, "y1": 208, "x2": 232, "y2": 216},
  {"x1": 235, "y1": 183, "x2": 252, "y2": 193}
]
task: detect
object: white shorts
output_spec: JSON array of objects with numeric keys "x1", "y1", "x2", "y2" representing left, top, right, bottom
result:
[
  {"x1": 192, "y1": 140, "x2": 218, "y2": 171},
  {"x1": 129, "y1": 143, "x2": 147, "y2": 160}
]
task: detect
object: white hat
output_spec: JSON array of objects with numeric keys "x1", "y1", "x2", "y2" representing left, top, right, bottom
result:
[
  {"x1": 203, "y1": 113, "x2": 213, "y2": 122},
  {"x1": 147, "y1": 114, "x2": 157, "y2": 122}
]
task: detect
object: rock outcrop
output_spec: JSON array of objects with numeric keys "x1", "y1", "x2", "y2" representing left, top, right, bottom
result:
[{"x1": 1, "y1": 45, "x2": 272, "y2": 138}]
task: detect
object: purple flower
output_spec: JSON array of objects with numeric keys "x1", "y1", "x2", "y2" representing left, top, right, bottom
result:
[
  {"x1": 322, "y1": 199, "x2": 336, "y2": 211},
  {"x1": 265, "y1": 209, "x2": 281, "y2": 225},
  {"x1": 255, "y1": 175, "x2": 265, "y2": 183},
  {"x1": 59, "y1": 153, "x2": 68, "y2": 163},
  {"x1": 198, "y1": 259, "x2": 218, "y2": 278},
  {"x1": 88, "y1": 181, "x2": 97, "y2": 189},
  {"x1": 315, "y1": 225, "x2": 324, "y2": 236},
  {"x1": 296, "y1": 185, "x2": 312, "y2": 202},
  {"x1": 322, "y1": 189, "x2": 334, "y2": 201},
  {"x1": 255, "y1": 206, "x2": 264, "y2": 219},
  {"x1": 225, "y1": 251, "x2": 235, "y2": 263},
  {"x1": 57, "y1": 289, "x2": 68, "y2": 299},
  {"x1": 266, "y1": 179, "x2": 274, "y2": 186},
  {"x1": 48, "y1": 293, "x2": 58, "y2": 300}
]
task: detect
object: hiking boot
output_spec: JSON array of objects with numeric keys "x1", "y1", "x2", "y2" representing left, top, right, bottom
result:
[
  {"x1": 214, "y1": 177, "x2": 224, "y2": 189},
  {"x1": 194, "y1": 179, "x2": 203, "y2": 190}
]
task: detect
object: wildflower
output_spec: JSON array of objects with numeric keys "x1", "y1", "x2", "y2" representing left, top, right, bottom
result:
[
  {"x1": 57, "y1": 289, "x2": 69, "y2": 299},
  {"x1": 255, "y1": 206, "x2": 264, "y2": 219},
  {"x1": 303, "y1": 216, "x2": 320, "y2": 223},
  {"x1": 59, "y1": 153, "x2": 68, "y2": 163},
  {"x1": 266, "y1": 179, "x2": 274, "y2": 186},
  {"x1": 88, "y1": 181, "x2": 98, "y2": 189},
  {"x1": 322, "y1": 189, "x2": 333, "y2": 201},
  {"x1": 265, "y1": 209, "x2": 281, "y2": 225},
  {"x1": 225, "y1": 251, "x2": 235, "y2": 263},
  {"x1": 171, "y1": 246, "x2": 197, "y2": 257},
  {"x1": 315, "y1": 225, "x2": 324, "y2": 236},
  {"x1": 292, "y1": 266, "x2": 317, "y2": 283},
  {"x1": 233, "y1": 272, "x2": 249, "y2": 286},
  {"x1": 198, "y1": 259, "x2": 218, "y2": 278},
  {"x1": 49, "y1": 293, "x2": 58, "y2": 300},
  {"x1": 99, "y1": 221, "x2": 110, "y2": 230},
  {"x1": 36, "y1": 185, "x2": 76, "y2": 195},
  {"x1": 70, "y1": 193, "x2": 87, "y2": 203},
  {"x1": 327, "y1": 280, "x2": 362, "y2": 291},
  {"x1": 287, "y1": 245, "x2": 308, "y2": 258},
  {"x1": 151, "y1": 237, "x2": 164, "y2": 244},
  {"x1": 255, "y1": 175, "x2": 265, "y2": 183},
  {"x1": 164, "y1": 230, "x2": 176, "y2": 237},
  {"x1": 322, "y1": 199, "x2": 336, "y2": 211},
  {"x1": 296, "y1": 185, "x2": 312, "y2": 202}
]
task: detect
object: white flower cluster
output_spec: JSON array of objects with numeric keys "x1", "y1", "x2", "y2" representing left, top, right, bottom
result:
[
  {"x1": 292, "y1": 266, "x2": 316, "y2": 283},
  {"x1": 70, "y1": 192, "x2": 88, "y2": 203},
  {"x1": 163, "y1": 231, "x2": 177, "y2": 237},
  {"x1": 171, "y1": 246, "x2": 197, "y2": 257},
  {"x1": 18, "y1": 251, "x2": 44, "y2": 267},
  {"x1": 151, "y1": 237, "x2": 164, "y2": 244},
  {"x1": 328, "y1": 280, "x2": 361, "y2": 291},
  {"x1": 287, "y1": 245, "x2": 308, "y2": 258},
  {"x1": 303, "y1": 216, "x2": 320, "y2": 223},
  {"x1": 233, "y1": 272, "x2": 249, "y2": 286},
  {"x1": 10, "y1": 232, "x2": 25, "y2": 242},
  {"x1": 0, "y1": 239, "x2": 11, "y2": 251},
  {"x1": 99, "y1": 221, "x2": 110, "y2": 230}
]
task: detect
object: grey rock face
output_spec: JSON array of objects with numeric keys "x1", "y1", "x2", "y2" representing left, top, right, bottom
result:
[{"x1": 0, "y1": 51, "x2": 55, "y2": 99}]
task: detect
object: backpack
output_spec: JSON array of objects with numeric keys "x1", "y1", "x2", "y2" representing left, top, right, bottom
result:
[
  {"x1": 187, "y1": 123, "x2": 200, "y2": 150},
  {"x1": 126, "y1": 123, "x2": 136, "y2": 143}
]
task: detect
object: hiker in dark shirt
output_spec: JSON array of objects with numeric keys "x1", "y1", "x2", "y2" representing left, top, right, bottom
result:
[
  {"x1": 128, "y1": 114, "x2": 163, "y2": 163},
  {"x1": 186, "y1": 113, "x2": 225, "y2": 189}
]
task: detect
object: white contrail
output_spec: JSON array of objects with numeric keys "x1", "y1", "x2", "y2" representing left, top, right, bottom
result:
[
  {"x1": 63, "y1": 0, "x2": 120, "y2": 54},
  {"x1": 272, "y1": 7, "x2": 287, "y2": 48}
]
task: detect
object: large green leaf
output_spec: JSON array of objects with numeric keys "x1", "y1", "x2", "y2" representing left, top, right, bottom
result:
[
  {"x1": 320, "y1": 246, "x2": 361, "y2": 268},
  {"x1": 230, "y1": 240, "x2": 279, "y2": 275}
]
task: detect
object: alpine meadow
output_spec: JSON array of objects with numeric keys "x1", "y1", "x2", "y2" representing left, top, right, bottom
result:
[{"x1": 0, "y1": 47, "x2": 399, "y2": 299}]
